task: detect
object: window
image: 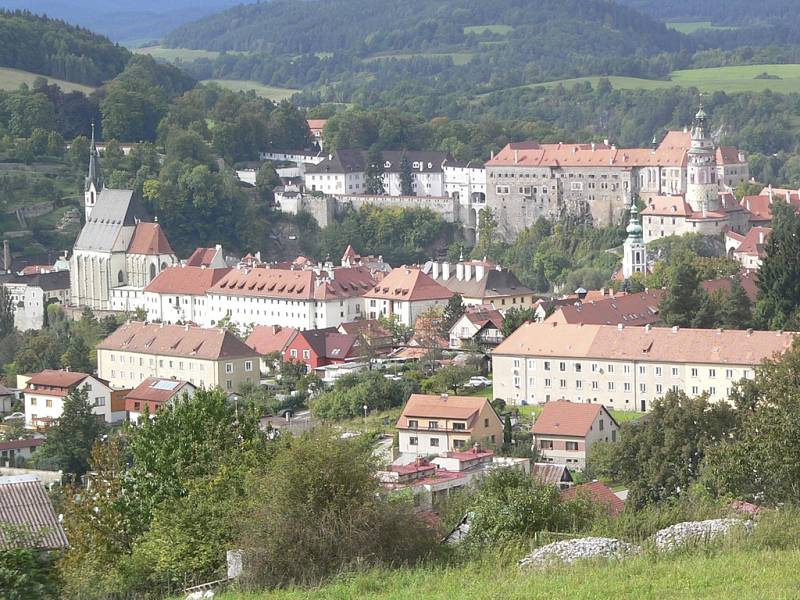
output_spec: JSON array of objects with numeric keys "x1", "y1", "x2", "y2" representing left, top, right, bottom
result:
[
  {"x1": 430, "y1": 438, "x2": 440, "y2": 447},
  {"x1": 608, "y1": 382, "x2": 615, "y2": 391},
  {"x1": 513, "y1": 359, "x2": 520, "y2": 368},
  {"x1": 226, "y1": 380, "x2": 232, "y2": 390},
  {"x1": 575, "y1": 363, "x2": 582, "y2": 373},
  {"x1": 225, "y1": 363, "x2": 234, "y2": 374},
  {"x1": 656, "y1": 384, "x2": 663, "y2": 394},
  {"x1": 453, "y1": 422, "x2": 466, "y2": 430},
  {"x1": 599, "y1": 419, "x2": 604, "y2": 431},
  {"x1": 576, "y1": 380, "x2": 582, "y2": 389},
  {"x1": 560, "y1": 379, "x2": 567, "y2": 389},
  {"x1": 30, "y1": 397, "x2": 37, "y2": 406},
  {"x1": 692, "y1": 386, "x2": 699, "y2": 395},
  {"x1": 709, "y1": 387, "x2": 716, "y2": 395},
  {"x1": 544, "y1": 378, "x2": 552, "y2": 388},
  {"x1": 484, "y1": 418, "x2": 490, "y2": 427},
  {"x1": 639, "y1": 365, "x2": 646, "y2": 375},
  {"x1": 453, "y1": 439, "x2": 466, "y2": 449},
  {"x1": 428, "y1": 421, "x2": 439, "y2": 430},
  {"x1": 566, "y1": 441, "x2": 579, "y2": 451},
  {"x1": 655, "y1": 366, "x2": 662, "y2": 376},
  {"x1": 612, "y1": 430, "x2": 617, "y2": 442},
  {"x1": 95, "y1": 397, "x2": 105, "y2": 407},
  {"x1": 672, "y1": 367, "x2": 679, "y2": 376},
  {"x1": 691, "y1": 368, "x2": 698, "y2": 377},
  {"x1": 726, "y1": 369, "x2": 733, "y2": 379},
  {"x1": 624, "y1": 382, "x2": 631, "y2": 392},
  {"x1": 408, "y1": 419, "x2": 418, "y2": 428},
  {"x1": 709, "y1": 369, "x2": 716, "y2": 378},
  {"x1": 623, "y1": 365, "x2": 631, "y2": 374},
  {"x1": 302, "y1": 349, "x2": 310, "y2": 359},
  {"x1": 409, "y1": 437, "x2": 418, "y2": 446},
  {"x1": 539, "y1": 439, "x2": 553, "y2": 450},
  {"x1": 290, "y1": 349, "x2": 298, "y2": 358},
  {"x1": 607, "y1": 364, "x2": 614, "y2": 373},
  {"x1": 245, "y1": 361, "x2": 253, "y2": 372},
  {"x1": 559, "y1": 362, "x2": 566, "y2": 372},
  {"x1": 592, "y1": 381, "x2": 599, "y2": 390},
  {"x1": 591, "y1": 363, "x2": 598, "y2": 373},
  {"x1": 45, "y1": 398, "x2": 52, "y2": 408},
  {"x1": 544, "y1": 361, "x2": 551, "y2": 371},
  {"x1": 640, "y1": 383, "x2": 646, "y2": 392},
  {"x1": 496, "y1": 185, "x2": 510, "y2": 194}
]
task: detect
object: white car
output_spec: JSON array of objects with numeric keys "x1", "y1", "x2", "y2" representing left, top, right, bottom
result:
[
  {"x1": 467, "y1": 376, "x2": 492, "y2": 387},
  {"x1": 3, "y1": 412, "x2": 24, "y2": 422}
]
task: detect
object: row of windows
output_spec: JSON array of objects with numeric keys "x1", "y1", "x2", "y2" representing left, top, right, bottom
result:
[
  {"x1": 515, "y1": 359, "x2": 746, "y2": 380},
  {"x1": 406, "y1": 419, "x2": 468, "y2": 430}
]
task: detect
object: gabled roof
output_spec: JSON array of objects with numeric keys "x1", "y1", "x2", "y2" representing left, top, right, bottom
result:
[
  {"x1": 144, "y1": 265, "x2": 231, "y2": 295},
  {"x1": 716, "y1": 146, "x2": 745, "y2": 165},
  {"x1": 291, "y1": 328, "x2": 358, "y2": 360},
  {"x1": 561, "y1": 481, "x2": 625, "y2": 516},
  {"x1": 0, "y1": 475, "x2": 68, "y2": 550},
  {"x1": 74, "y1": 188, "x2": 150, "y2": 253},
  {"x1": 461, "y1": 306, "x2": 504, "y2": 329},
  {"x1": 97, "y1": 322, "x2": 258, "y2": 360},
  {"x1": 125, "y1": 378, "x2": 194, "y2": 404},
  {"x1": 245, "y1": 325, "x2": 299, "y2": 355},
  {"x1": 0, "y1": 438, "x2": 44, "y2": 451},
  {"x1": 127, "y1": 222, "x2": 175, "y2": 256},
  {"x1": 532, "y1": 401, "x2": 612, "y2": 438},
  {"x1": 701, "y1": 272, "x2": 758, "y2": 303},
  {"x1": 307, "y1": 119, "x2": 327, "y2": 131},
  {"x1": 397, "y1": 393, "x2": 494, "y2": 430},
  {"x1": 641, "y1": 196, "x2": 693, "y2": 217},
  {"x1": 364, "y1": 267, "x2": 453, "y2": 302},
  {"x1": 548, "y1": 290, "x2": 664, "y2": 327},
  {"x1": 208, "y1": 266, "x2": 375, "y2": 301},
  {"x1": 6, "y1": 270, "x2": 70, "y2": 292},
  {"x1": 26, "y1": 370, "x2": 90, "y2": 389},
  {"x1": 424, "y1": 261, "x2": 533, "y2": 299},
  {"x1": 733, "y1": 227, "x2": 771, "y2": 258},
  {"x1": 532, "y1": 462, "x2": 573, "y2": 487}
]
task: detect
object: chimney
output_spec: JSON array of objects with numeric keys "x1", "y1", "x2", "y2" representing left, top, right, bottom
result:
[
  {"x1": 432, "y1": 261, "x2": 440, "y2": 280},
  {"x1": 617, "y1": 323, "x2": 624, "y2": 330},
  {"x1": 464, "y1": 263, "x2": 473, "y2": 281},
  {"x1": 442, "y1": 261, "x2": 451, "y2": 280},
  {"x1": 746, "y1": 199, "x2": 751, "y2": 211},
  {"x1": 272, "y1": 324, "x2": 281, "y2": 334},
  {"x1": 747, "y1": 328, "x2": 753, "y2": 336},
  {"x1": 672, "y1": 326, "x2": 679, "y2": 333},
  {"x1": 603, "y1": 139, "x2": 609, "y2": 146},
  {"x1": 456, "y1": 262, "x2": 465, "y2": 281},
  {"x1": 514, "y1": 149, "x2": 519, "y2": 164},
  {"x1": 490, "y1": 150, "x2": 494, "y2": 160},
  {"x1": 645, "y1": 324, "x2": 652, "y2": 331},
  {"x1": 475, "y1": 262, "x2": 485, "y2": 281},
  {"x1": 441, "y1": 393, "x2": 448, "y2": 402},
  {"x1": 591, "y1": 142, "x2": 596, "y2": 152},
  {"x1": 787, "y1": 193, "x2": 792, "y2": 205},
  {"x1": 473, "y1": 442, "x2": 481, "y2": 454},
  {"x1": 759, "y1": 231, "x2": 765, "y2": 244}
]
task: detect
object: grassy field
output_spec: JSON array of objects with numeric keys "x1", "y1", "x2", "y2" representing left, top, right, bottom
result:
[
  {"x1": 365, "y1": 52, "x2": 475, "y2": 66},
  {"x1": 200, "y1": 80, "x2": 299, "y2": 101},
  {"x1": 0, "y1": 67, "x2": 95, "y2": 94},
  {"x1": 135, "y1": 45, "x2": 222, "y2": 61},
  {"x1": 528, "y1": 64, "x2": 800, "y2": 95},
  {"x1": 666, "y1": 21, "x2": 739, "y2": 34},
  {"x1": 212, "y1": 546, "x2": 800, "y2": 599},
  {"x1": 464, "y1": 25, "x2": 513, "y2": 35}
]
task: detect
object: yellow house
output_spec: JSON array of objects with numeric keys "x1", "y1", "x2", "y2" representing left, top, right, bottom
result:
[
  {"x1": 97, "y1": 321, "x2": 259, "y2": 392},
  {"x1": 396, "y1": 393, "x2": 503, "y2": 454}
]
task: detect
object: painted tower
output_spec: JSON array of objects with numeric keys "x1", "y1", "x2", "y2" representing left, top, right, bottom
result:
[
  {"x1": 685, "y1": 106, "x2": 719, "y2": 215},
  {"x1": 84, "y1": 122, "x2": 103, "y2": 222},
  {"x1": 623, "y1": 203, "x2": 646, "y2": 279}
]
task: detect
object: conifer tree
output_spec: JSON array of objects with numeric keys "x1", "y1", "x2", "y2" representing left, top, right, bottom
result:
[
  {"x1": 755, "y1": 201, "x2": 800, "y2": 329},
  {"x1": 399, "y1": 151, "x2": 414, "y2": 196},
  {"x1": 365, "y1": 145, "x2": 385, "y2": 195},
  {"x1": 659, "y1": 253, "x2": 707, "y2": 328},
  {"x1": 719, "y1": 276, "x2": 752, "y2": 330}
]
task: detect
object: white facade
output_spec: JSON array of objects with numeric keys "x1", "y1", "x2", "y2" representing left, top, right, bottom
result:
[
  {"x1": 23, "y1": 376, "x2": 118, "y2": 428},
  {"x1": 365, "y1": 297, "x2": 448, "y2": 328}
]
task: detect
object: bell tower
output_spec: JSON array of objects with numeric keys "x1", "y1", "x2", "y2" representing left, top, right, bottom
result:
[
  {"x1": 685, "y1": 105, "x2": 719, "y2": 214},
  {"x1": 84, "y1": 121, "x2": 103, "y2": 222},
  {"x1": 623, "y1": 203, "x2": 646, "y2": 279}
]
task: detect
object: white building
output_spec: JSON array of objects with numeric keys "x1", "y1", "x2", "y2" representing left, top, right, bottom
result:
[
  {"x1": 20, "y1": 370, "x2": 121, "y2": 428},
  {"x1": 3, "y1": 270, "x2": 70, "y2": 331},
  {"x1": 124, "y1": 377, "x2": 196, "y2": 423},
  {"x1": 142, "y1": 265, "x2": 230, "y2": 324},
  {"x1": 363, "y1": 267, "x2": 453, "y2": 327}
]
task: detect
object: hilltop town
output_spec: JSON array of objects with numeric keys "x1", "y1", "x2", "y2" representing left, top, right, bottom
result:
[{"x1": 4, "y1": 4, "x2": 800, "y2": 600}]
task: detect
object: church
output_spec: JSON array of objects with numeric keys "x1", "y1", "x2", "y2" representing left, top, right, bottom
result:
[
  {"x1": 640, "y1": 107, "x2": 750, "y2": 243},
  {"x1": 70, "y1": 126, "x2": 177, "y2": 310}
]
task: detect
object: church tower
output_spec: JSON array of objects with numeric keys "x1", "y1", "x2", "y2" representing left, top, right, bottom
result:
[
  {"x1": 623, "y1": 203, "x2": 646, "y2": 279},
  {"x1": 84, "y1": 122, "x2": 103, "y2": 222},
  {"x1": 685, "y1": 105, "x2": 719, "y2": 215}
]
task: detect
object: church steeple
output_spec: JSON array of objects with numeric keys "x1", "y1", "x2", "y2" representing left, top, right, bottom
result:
[
  {"x1": 685, "y1": 104, "x2": 719, "y2": 214},
  {"x1": 623, "y1": 203, "x2": 646, "y2": 279},
  {"x1": 84, "y1": 121, "x2": 103, "y2": 221}
]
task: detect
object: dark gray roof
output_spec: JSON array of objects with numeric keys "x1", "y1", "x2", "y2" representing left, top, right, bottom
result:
[
  {"x1": 424, "y1": 263, "x2": 534, "y2": 299},
  {"x1": 74, "y1": 188, "x2": 151, "y2": 253},
  {"x1": 532, "y1": 463, "x2": 573, "y2": 486},
  {"x1": 305, "y1": 149, "x2": 366, "y2": 174},
  {"x1": 0, "y1": 475, "x2": 68, "y2": 550},
  {"x1": 8, "y1": 270, "x2": 70, "y2": 291}
]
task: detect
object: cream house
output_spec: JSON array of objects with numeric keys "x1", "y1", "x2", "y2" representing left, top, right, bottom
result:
[
  {"x1": 20, "y1": 370, "x2": 120, "y2": 428},
  {"x1": 97, "y1": 322, "x2": 259, "y2": 392},
  {"x1": 396, "y1": 393, "x2": 503, "y2": 454},
  {"x1": 492, "y1": 322, "x2": 794, "y2": 412}
]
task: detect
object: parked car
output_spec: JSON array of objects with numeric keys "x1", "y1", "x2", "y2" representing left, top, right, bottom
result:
[
  {"x1": 3, "y1": 412, "x2": 24, "y2": 422},
  {"x1": 466, "y1": 376, "x2": 492, "y2": 388}
]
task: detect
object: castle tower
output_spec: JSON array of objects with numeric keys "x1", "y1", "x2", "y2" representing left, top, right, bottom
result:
[
  {"x1": 685, "y1": 105, "x2": 719, "y2": 214},
  {"x1": 623, "y1": 203, "x2": 646, "y2": 279},
  {"x1": 84, "y1": 122, "x2": 103, "y2": 222}
]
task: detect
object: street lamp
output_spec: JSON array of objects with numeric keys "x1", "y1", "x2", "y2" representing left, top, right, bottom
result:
[{"x1": 363, "y1": 404, "x2": 368, "y2": 426}]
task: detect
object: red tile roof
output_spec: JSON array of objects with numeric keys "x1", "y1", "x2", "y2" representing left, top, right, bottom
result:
[
  {"x1": 144, "y1": 265, "x2": 231, "y2": 295},
  {"x1": 0, "y1": 438, "x2": 44, "y2": 451},
  {"x1": 398, "y1": 393, "x2": 492, "y2": 430},
  {"x1": 462, "y1": 306, "x2": 504, "y2": 329},
  {"x1": 364, "y1": 267, "x2": 453, "y2": 301},
  {"x1": 245, "y1": 325, "x2": 298, "y2": 355},
  {"x1": 716, "y1": 147, "x2": 744, "y2": 165},
  {"x1": 209, "y1": 266, "x2": 376, "y2": 301},
  {"x1": 733, "y1": 227, "x2": 771, "y2": 258},
  {"x1": 701, "y1": 272, "x2": 758, "y2": 303},
  {"x1": 26, "y1": 370, "x2": 90, "y2": 389},
  {"x1": 185, "y1": 246, "x2": 222, "y2": 267},
  {"x1": 549, "y1": 290, "x2": 664, "y2": 327},
  {"x1": 561, "y1": 481, "x2": 625, "y2": 516},
  {"x1": 97, "y1": 322, "x2": 258, "y2": 360},
  {"x1": 307, "y1": 119, "x2": 327, "y2": 131},
  {"x1": 125, "y1": 378, "x2": 193, "y2": 404},
  {"x1": 641, "y1": 196, "x2": 693, "y2": 217},
  {"x1": 127, "y1": 223, "x2": 174, "y2": 256},
  {"x1": 532, "y1": 401, "x2": 612, "y2": 438}
]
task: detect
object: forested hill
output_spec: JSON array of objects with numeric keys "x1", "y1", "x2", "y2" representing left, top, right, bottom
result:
[
  {"x1": 0, "y1": 11, "x2": 130, "y2": 86},
  {"x1": 165, "y1": 0, "x2": 690, "y2": 58},
  {"x1": 616, "y1": 0, "x2": 797, "y2": 25}
]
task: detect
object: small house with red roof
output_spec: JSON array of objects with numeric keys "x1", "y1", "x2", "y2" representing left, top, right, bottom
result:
[
  {"x1": 532, "y1": 401, "x2": 619, "y2": 470},
  {"x1": 561, "y1": 480, "x2": 625, "y2": 516},
  {"x1": 449, "y1": 305, "x2": 505, "y2": 349},
  {"x1": 185, "y1": 245, "x2": 228, "y2": 269},
  {"x1": 725, "y1": 227, "x2": 771, "y2": 270},
  {"x1": 245, "y1": 324, "x2": 299, "y2": 374},
  {"x1": 364, "y1": 267, "x2": 453, "y2": 327},
  {"x1": 125, "y1": 378, "x2": 196, "y2": 423},
  {"x1": 20, "y1": 370, "x2": 120, "y2": 429},
  {"x1": 283, "y1": 328, "x2": 360, "y2": 370}
]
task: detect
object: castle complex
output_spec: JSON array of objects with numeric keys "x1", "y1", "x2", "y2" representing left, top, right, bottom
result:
[{"x1": 485, "y1": 108, "x2": 749, "y2": 241}]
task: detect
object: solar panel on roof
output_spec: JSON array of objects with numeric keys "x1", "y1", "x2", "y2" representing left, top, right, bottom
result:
[{"x1": 151, "y1": 380, "x2": 180, "y2": 391}]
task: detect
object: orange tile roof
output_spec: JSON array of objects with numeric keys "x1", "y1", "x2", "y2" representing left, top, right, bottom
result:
[
  {"x1": 364, "y1": 267, "x2": 453, "y2": 301},
  {"x1": 307, "y1": 119, "x2": 327, "y2": 131},
  {"x1": 641, "y1": 196, "x2": 693, "y2": 217},
  {"x1": 127, "y1": 223, "x2": 174, "y2": 256},
  {"x1": 716, "y1": 147, "x2": 744, "y2": 165},
  {"x1": 733, "y1": 227, "x2": 771, "y2": 258},
  {"x1": 487, "y1": 131, "x2": 692, "y2": 169},
  {"x1": 245, "y1": 325, "x2": 298, "y2": 355},
  {"x1": 532, "y1": 400, "x2": 611, "y2": 438},
  {"x1": 701, "y1": 272, "x2": 758, "y2": 303},
  {"x1": 185, "y1": 247, "x2": 222, "y2": 267},
  {"x1": 561, "y1": 481, "x2": 625, "y2": 516},
  {"x1": 125, "y1": 378, "x2": 193, "y2": 403},
  {"x1": 144, "y1": 265, "x2": 231, "y2": 295},
  {"x1": 397, "y1": 393, "x2": 491, "y2": 429},
  {"x1": 494, "y1": 322, "x2": 795, "y2": 365},
  {"x1": 26, "y1": 370, "x2": 90, "y2": 389},
  {"x1": 549, "y1": 290, "x2": 664, "y2": 327},
  {"x1": 97, "y1": 322, "x2": 258, "y2": 360},
  {"x1": 209, "y1": 266, "x2": 375, "y2": 300}
]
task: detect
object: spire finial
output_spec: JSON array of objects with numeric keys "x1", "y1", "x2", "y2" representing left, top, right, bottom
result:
[{"x1": 459, "y1": 245, "x2": 464, "y2": 262}]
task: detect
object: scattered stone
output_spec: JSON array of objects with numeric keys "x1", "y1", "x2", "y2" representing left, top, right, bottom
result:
[
  {"x1": 518, "y1": 537, "x2": 641, "y2": 568},
  {"x1": 653, "y1": 518, "x2": 754, "y2": 551}
]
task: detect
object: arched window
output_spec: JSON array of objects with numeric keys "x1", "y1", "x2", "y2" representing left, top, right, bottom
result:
[
  {"x1": 117, "y1": 270, "x2": 124, "y2": 284},
  {"x1": 160, "y1": 262, "x2": 167, "y2": 271},
  {"x1": 149, "y1": 263, "x2": 156, "y2": 281}
]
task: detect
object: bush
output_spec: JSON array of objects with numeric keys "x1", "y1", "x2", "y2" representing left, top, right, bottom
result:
[
  {"x1": 238, "y1": 428, "x2": 438, "y2": 588},
  {"x1": 310, "y1": 371, "x2": 416, "y2": 420}
]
